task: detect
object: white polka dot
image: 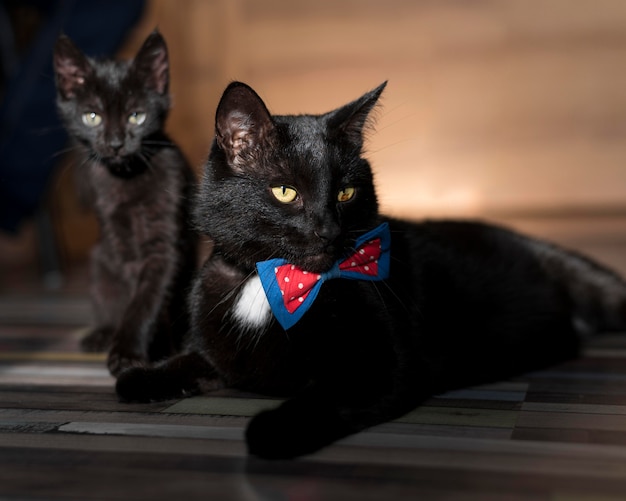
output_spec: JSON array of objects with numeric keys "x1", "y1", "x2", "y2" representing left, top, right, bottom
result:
[
  {"x1": 316, "y1": 275, "x2": 322, "y2": 281},
  {"x1": 284, "y1": 277, "x2": 290, "y2": 283},
  {"x1": 274, "y1": 267, "x2": 278, "y2": 274},
  {"x1": 351, "y1": 261, "x2": 357, "y2": 267},
  {"x1": 364, "y1": 265, "x2": 370, "y2": 271},
  {"x1": 290, "y1": 265, "x2": 295, "y2": 270},
  {"x1": 298, "y1": 297, "x2": 304, "y2": 303},
  {"x1": 303, "y1": 271, "x2": 309, "y2": 275},
  {"x1": 359, "y1": 249, "x2": 365, "y2": 255},
  {"x1": 298, "y1": 283, "x2": 304, "y2": 289}
]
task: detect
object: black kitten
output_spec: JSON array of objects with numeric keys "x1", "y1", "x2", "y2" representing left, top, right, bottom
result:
[
  {"x1": 117, "y1": 81, "x2": 626, "y2": 458},
  {"x1": 53, "y1": 31, "x2": 197, "y2": 376}
]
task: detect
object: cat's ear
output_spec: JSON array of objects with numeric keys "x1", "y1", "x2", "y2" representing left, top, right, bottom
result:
[
  {"x1": 132, "y1": 30, "x2": 169, "y2": 95},
  {"x1": 53, "y1": 34, "x2": 92, "y2": 100},
  {"x1": 215, "y1": 82, "x2": 274, "y2": 172},
  {"x1": 327, "y1": 81, "x2": 387, "y2": 149}
]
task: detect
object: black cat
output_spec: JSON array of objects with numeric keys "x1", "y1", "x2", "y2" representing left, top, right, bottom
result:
[
  {"x1": 117, "y1": 81, "x2": 626, "y2": 458},
  {"x1": 53, "y1": 31, "x2": 197, "y2": 376}
]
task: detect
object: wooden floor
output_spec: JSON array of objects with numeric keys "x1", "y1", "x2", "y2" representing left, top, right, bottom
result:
[{"x1": 2, "y1": 218, "x2": 626, "y2": 500}]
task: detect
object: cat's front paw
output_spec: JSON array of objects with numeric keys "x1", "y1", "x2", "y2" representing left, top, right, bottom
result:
[
  {"x1": 80, "y1": 326, "x2": 114, "y2": 352},
  {"x1": 245, "y1": 399, "x2": 353, "y2": 460},
  {"x1": 116, "y1": 366, "x2": 158, "y2": 402},
  {"x1": 246, "y1": 409, "x2": 300, "y2": 459}
]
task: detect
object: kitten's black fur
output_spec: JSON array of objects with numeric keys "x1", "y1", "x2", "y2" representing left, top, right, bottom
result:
[
  {"x1": 117, "y1": 81, "x2": 626, "y2": 458},
  {"x1": 53, "y1": 31, "x2": 197, "y2": 376}
]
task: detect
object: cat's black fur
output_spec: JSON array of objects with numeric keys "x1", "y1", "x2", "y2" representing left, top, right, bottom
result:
[
  {"x1": 117, "y1": 81, "x2": 626, "y2": 458},
  {"x1": 53, "y1": 31, "x2": 197, "y2": 376}
]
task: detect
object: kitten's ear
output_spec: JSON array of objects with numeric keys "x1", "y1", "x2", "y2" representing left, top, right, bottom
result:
[
  {"x1": 215, "y1": 82, "x2": 274, "y2": 172},
  {"x1": 327, "y1": 81, "x2": 387, "y2": 148},
  {"x1": 53, "y1": 34, "x2": 92, "y2": 100},
  {"x1": 132, "y1": 30, "x2": 169, "y2": 95}
]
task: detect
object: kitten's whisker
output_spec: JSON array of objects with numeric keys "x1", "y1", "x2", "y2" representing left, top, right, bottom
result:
[
  {"x1": 137, "y1": 153, "x2": 155, "y2": 172},
  {"x1": 50, "y1": 144, "x2": 82, "y2": 160},
  {"x1": 141, "y1": 140, "x2": 174, "y2": 147},
  {"x1": 32, "y1": 124, "x2": 68, "y2": 135}
]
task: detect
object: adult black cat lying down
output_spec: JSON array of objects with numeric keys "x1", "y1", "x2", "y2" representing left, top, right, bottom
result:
[
  {"x1": 117, "y1": 81, "x2": 626, "y2": 459},
  {"x1": 53, "y1": 31, "x2": 197, "y2": 376}
]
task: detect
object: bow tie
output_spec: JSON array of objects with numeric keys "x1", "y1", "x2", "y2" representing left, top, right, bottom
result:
[{"x1": 256, "y1": 222, "x2": 390, "y2": 330}]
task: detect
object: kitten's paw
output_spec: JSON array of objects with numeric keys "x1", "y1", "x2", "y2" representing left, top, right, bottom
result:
[
  {"x1": 80, "y1": 326, "x2": 114, "y2": 352},
  {"x1": 107, "y1": 348, "x2": 145, "y2": 377},
  {"x1": 245, "y1": 400, "x2": 353, "y2": 459}
]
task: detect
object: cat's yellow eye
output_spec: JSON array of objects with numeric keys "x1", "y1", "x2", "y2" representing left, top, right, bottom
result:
[
  {"x1": 271, "y1": 185, "x2": 298, "y2": 204},
  {"x1": 128, "y1": 112, "x2": 146, "y2": 125},
  {"x1": 82, "y1": 112, "x2": 102, "y2": 127},
  {"x1": 338, "y1": 186, "x2": 356, "y2": 202}
]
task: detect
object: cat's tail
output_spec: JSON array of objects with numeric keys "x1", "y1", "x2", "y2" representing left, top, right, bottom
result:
[{"x1": 520, "y1": 234, "x2": 626, "y2": 335}]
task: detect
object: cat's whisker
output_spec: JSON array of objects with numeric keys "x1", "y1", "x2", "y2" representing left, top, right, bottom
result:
[
  {"x1": 368, "y1": 137, "x2": 414, "y2": 155},
  {"x1": 380, "y1": 280, "x2": 417, "y2": 316},
  {"x1": 220, "y1": 252, "x2": 284, "y2": 350},
  {"x1": 141, "y1": 140, "x2": 174, "y2": 147},
  {"x1": 50, "y1": 144, "x2": 83, "y2": 160},
  {"x1": 140, "y1": 145, "x2": 162, "y2": 156},
  {"x1": 32, "y1": 124, "x2": 68, "y2": 135},
  {"x1": 137, "y1": 153, "x2": 155, "y2": 173},
  {"x1": 203, "y1": 268, "x2": 261, "y2": 328},
  {"x1": 49, "y1": 162, "x2": 75, "y2": 194}
]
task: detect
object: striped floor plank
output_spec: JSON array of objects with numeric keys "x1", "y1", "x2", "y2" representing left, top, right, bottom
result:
[{"x1": 2, "y1": 296, "x2": 626, "y2": 498}]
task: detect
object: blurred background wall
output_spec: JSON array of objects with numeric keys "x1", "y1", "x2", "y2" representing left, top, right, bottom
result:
[{"x1": 3, "y1": 0, "x2": 626, "y2": 268}]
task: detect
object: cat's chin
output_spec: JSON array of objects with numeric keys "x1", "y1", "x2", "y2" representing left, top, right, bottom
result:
[
  {"x1": 102, "y1": 156, "x2": 148, "y2": 178},
  {"x1": 298, "y1": 253, "x2": 336, "y2": 273}
]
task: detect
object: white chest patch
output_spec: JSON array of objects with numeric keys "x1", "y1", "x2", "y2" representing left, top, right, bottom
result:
[{"x1": 231, "y1": 275, "x2": 273, "y2": 331}]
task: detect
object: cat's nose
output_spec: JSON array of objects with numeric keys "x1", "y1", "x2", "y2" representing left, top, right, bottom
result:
[
  {"x1": 314, "y1": 222, "x2": 340, "y2": 244},
  {"x1": 109, "y1": 139, "x2": 123, "y2": 154}
]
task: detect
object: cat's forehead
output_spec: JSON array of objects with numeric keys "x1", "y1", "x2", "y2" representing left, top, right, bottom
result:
[
  {"x1": 91, "y1": 59, "x2": 130, "y2": 87},
  {"x1": 277, "y1": 114, "x2": 327, "y2": 152},
  {"x1": 276, "y1": 114, "x2": 321, "y2": 132},
  {"x1": 269, "y1": 113, "x2": 353, "y2": 182}
]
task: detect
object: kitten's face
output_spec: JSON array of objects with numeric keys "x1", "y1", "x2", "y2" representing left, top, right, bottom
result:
[
  {"x1": 53, "y1": 31, "x2": 170, "y2": 174},
  {"x1": 197, "y1": 82, "x2": 386, "y2": 273}
]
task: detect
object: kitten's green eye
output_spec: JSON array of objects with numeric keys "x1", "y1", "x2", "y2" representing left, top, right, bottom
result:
[
  {"x1": 82, "y1": 112, "x2": 102, "y2": 127},
  {"x1": 271, "y1": 185, "x2": 298, "y2": 204},
  {"x1": 128, "y1": 112, "x2": 146, "y2": 125},
  {"x1": 338, "y1": 186, "x2": 356, "y2": 202}
]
